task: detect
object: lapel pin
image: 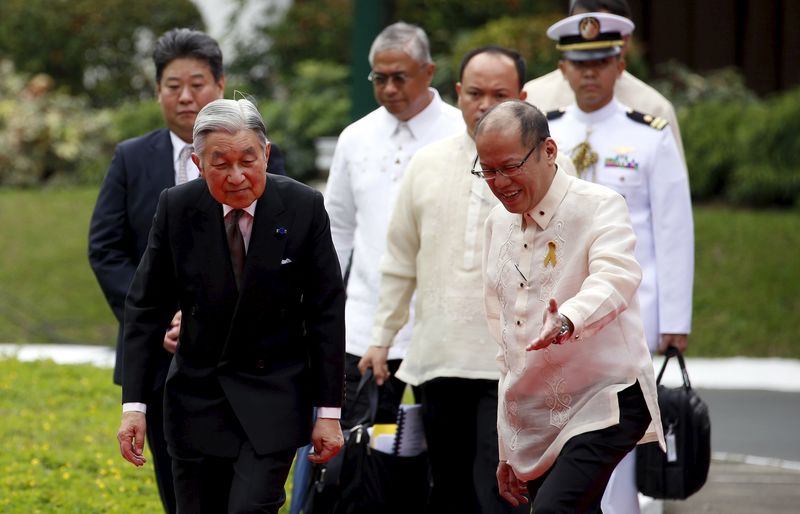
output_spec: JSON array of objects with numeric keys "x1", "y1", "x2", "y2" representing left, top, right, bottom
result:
[{"x1": 275, "y1": 227, "x2": 288, "y2": 238}]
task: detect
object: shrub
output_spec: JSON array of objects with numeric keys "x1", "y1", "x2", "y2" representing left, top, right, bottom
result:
[
  {"x1": 652, "y1": 60, "x2": 758, "y2": 109},
  {"x1": 0, "y1": 60, "x2": 113, "y2": 186},
  {"x1": 449, "y1": 14, "x2": 562, "y2": 86},
  {"x1": 260, "y1": 60, "x2": 351, "y2": 184},
  {"x1": 663, "y1": 64, "x2": 800, "y2": 207},
  {"x1": 679, "y1": 101, "x2": 759, "y2": 201}
]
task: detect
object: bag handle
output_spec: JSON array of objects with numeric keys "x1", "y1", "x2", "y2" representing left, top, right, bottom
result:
[
  {"x1": 655, "y1": 346, "x2": 692, "y2": 390},
  {"x1": 351, "y1": 367, "x2": 380, "y2": 427}
]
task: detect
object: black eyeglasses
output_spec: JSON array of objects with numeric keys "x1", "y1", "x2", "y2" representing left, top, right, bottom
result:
[
  {"x1": 367, "y1": 71, "x2": 410, "y2": 87},
  {"x1": 471, "y1": 138, "x2": 546, "y2": 180}
]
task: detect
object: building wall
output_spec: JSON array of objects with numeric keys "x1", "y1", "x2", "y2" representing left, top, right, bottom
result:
[{"x1": 628, "y1": 0, "x2": 800, "y2": 96}]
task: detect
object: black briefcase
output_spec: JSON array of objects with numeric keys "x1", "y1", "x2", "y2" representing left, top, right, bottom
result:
[
  {"x1": 636, "y1": 347, "x2": 711, "y2": 499},
  {"x1": 303, "y1": 370, "x2": 431, "y2": 514}
]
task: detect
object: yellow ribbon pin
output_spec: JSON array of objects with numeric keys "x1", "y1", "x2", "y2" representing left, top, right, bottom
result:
[{"x1": 543, "y1": 241, "x2": 557, "y2": 267}]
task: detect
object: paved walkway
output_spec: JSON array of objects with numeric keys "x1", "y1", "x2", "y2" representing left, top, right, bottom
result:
[
  {"x1": 662, "y1": 458, "x2": 800, "y2": 514},
  {"x1": 3, "y1": 343, "x2": 800, "y2": 513}
]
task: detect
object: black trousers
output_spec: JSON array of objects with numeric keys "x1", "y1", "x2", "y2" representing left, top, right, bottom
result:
[
  {"x1": 526, "y1": 382, "x2": 652, "y2": 514},
  {"x1": 170, "y1": 440, "x2": 295, "y2": 514},
  {"x1": 147, "y1": 383, "x2": 176, "y2": 514},
  {"x1": 341, "y1": 352, "x2": 408, "y2": 429},
  {"x1": 419, "y1": 377, "x2": 528, "y2": 514}
]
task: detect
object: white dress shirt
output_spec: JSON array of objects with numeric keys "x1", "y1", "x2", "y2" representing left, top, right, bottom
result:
[
  {"x1": 548, "y1": 98, "x2": 694, "y2": 352},
  {"x1": 483, "y1": 167, "x2": 665, "y2": 481},
  {"x1": 324, "y1": 88, "x2": 464, "y2": 359},
  {"x1": 169, "y1": 131, "x2": 200, "y2": 184}
]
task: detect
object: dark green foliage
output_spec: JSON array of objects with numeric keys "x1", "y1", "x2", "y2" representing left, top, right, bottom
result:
[
  {"x1": 0, "y1": 0, "x2": 204, "y2": 107},
  {"x1": 677, "y1": 85, "x2": 800, "y2": 207},
  {"x1": 653, "y1": 62, "x2": 799, "y2": 207},
  {"x1": 450, "y1": 14, "x2": 563, "y2": 85},
  {"x1": 260, "y1": 60, "x2": 352, "y2": 183},
  {"x1": 394, "y1": 0, "x2": 562, "y2": 55},
  {"x1": 652, "y1": 61, "x2": 758, "y2": 108},
  {"x1": 679, "y1": 101, "x2": 756, "y2": 201}
]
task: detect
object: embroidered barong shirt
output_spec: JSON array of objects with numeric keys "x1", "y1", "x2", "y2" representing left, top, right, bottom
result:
[{"x1": 483, "y1": 166, "x2": 665, "y2": 481}]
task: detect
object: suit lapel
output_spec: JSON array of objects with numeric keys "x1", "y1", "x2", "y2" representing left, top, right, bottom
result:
[
  {"x1": 150, "y1": 129, "x2": 176, "y2": 190},
  {"x1": 239, "y1": 175, "x2": 292, "y2": 296}
]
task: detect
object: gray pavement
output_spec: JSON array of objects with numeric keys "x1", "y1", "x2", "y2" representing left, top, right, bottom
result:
[
  {"x1": 663, "y1": 460, "x2": 800, "y2": 514},
  {"x1": 699, "y1": 388, "x2": 800, "y2": 463}
]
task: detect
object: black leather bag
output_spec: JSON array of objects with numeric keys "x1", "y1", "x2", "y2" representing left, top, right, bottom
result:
[
  {"x1": 637, "y1": 347, "x2": 712, "y2": 499},
  {"x1": 303, "y1": 370, "x2": 431, "y2": 514}
]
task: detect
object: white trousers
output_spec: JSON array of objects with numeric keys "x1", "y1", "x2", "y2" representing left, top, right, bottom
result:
[{"x1": 601, "y1": 450, "x2": 640, "y2": 514}]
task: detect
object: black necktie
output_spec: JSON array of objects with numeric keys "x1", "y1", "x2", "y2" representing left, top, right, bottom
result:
[{"x1": 226, "y1": 209, "x2": 246, "y2": 290}]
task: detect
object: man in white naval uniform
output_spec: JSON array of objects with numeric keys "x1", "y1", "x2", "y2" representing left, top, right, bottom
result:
[
  {"x1": 544, "y1": 11, "x2": 694, "y2": 514},
  {"x1": 324, "y1": 21, "x2": 464, "y2": 429},
  {"x1": 524, "y1": 0, "x2": 686, "y2": 162}
]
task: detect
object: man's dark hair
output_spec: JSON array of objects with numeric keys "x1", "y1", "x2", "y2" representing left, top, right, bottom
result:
[
  {"x1": 475, "y1": 100, "x2": 550, "y2": 149},
  {"x1": 570, "y1": 0, "x2": 632, "y2": 19},
  {"x1": 459, "y1": 46, "x2": 527, "y2": 91},
  {"x1": 153, "y1": 28, "x2": 224, "y2": 83}
]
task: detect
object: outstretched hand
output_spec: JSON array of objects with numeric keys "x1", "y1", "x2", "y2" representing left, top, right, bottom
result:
[{"x1": 527, "y1": 298, "x2": 564, "y2": 351}]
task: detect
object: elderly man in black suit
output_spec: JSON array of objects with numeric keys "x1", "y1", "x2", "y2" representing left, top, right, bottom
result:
[
  {"x1": 89, "y1": 28, "x2": 284, "y2": 513},
  {"x1": 116, "y1": 97, "x2": 345, "y2": 514}
]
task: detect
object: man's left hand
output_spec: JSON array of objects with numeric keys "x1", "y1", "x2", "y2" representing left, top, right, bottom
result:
[
  {"x1": 307, "y1": 418, "x2": 344, "y2": 464},
  {"x1": 658, "y1": 333, "x2": 688, "y2": 354}
]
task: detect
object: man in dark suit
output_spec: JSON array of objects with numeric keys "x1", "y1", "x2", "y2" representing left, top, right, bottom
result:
[
  {"x1": 116, "y1": 98, "x2": 345, "y2": 513},
  {"x1": 89, "y1": 28, "x2": 285, "y2": 513}
]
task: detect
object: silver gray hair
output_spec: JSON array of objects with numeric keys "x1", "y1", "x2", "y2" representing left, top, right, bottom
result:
[
  {"x1": 368, "y1": 22, "x2": 432, "y2": 66},
  {"x1": 192, "y1": 98, "x2": 269, "y2": 158}
]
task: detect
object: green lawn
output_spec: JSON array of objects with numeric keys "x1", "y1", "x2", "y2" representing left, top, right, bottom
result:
[
  {"x1": 0, "y1": 359, "x2": 162, "y2": 513},
  {"x1": 0, "y1": 358, "x2": 294, "y2": 513},
  {"x1": 0, "y1": 187, "x2": 116, "y2": 345},
  {"x1": 0, "y1": 186, "x2": 798, "y2": 357},
  {"x1": 692, "y1": 206, "x2": 800, "y2": 357}
]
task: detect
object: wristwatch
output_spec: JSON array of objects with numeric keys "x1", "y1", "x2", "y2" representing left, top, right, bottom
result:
[{"x1": 555, "y1": 314, "x2": 573, "y2": 345}]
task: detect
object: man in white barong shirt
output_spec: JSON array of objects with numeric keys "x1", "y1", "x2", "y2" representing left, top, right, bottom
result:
[
  {"x1": 324, "y1": 22, "x2": 463, "y2": 428},
  {"x1": 541, "y1": 11, "x2": 694, "y2": 514},
  {"x1": 478, "y1": 100, "x2": 664, "y2": 513}
]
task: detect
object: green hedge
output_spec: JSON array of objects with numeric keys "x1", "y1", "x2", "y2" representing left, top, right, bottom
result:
[{"x1": 680, "y1": 86, "x2": 800, "y2": 207}]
